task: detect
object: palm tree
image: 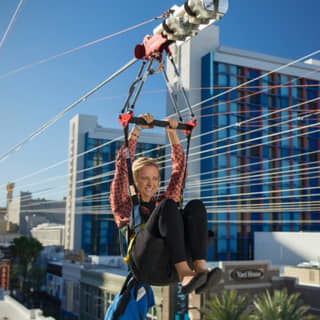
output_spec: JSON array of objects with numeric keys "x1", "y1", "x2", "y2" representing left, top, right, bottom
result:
[
  {"x1": 250, "y1": 288, "x2": 316, "y2": 320},
  {"x1": 202, "y1": 289, "x2": 250, "y2": 320}
]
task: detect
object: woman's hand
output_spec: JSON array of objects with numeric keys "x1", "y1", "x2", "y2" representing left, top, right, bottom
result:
[
  {"x1": 164, "y1": 118, "x2": 178, "y2": 133},
  {"x1": 138, "y1": 113, "x2": 154, "y2": 129}
]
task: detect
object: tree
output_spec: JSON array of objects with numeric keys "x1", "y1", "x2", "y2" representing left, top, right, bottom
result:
[
  {"x1": 9, "y1": 236, "x2": 43, "y2": 297},
  {"x1": 10, "y1": 263, "x2": 24, "y2": 291},
  {"x1": 29, "y1": 264, "x2": 46, "y2": 291},
  {"x1": 250, "y1": 289, "x2": 316, "y2": 320},
  {"x1": 202, "y1": 289, "x2": 250, "y2": 320},
  {"x1": 10, "y1": 236, "x2": 43, "y2": 272}
]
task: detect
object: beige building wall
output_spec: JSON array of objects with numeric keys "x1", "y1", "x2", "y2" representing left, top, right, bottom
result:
[
  {"x1": 284, "y1": 266, "x2": 320, "y2": 286},
  {"x1": 31, "y1": 223, "x2": 65, "y2": 246}
]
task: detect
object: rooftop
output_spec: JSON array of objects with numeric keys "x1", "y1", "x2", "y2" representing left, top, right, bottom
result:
[{"x1": 0, "y1": 292, "x2": 54, "y2": 320}]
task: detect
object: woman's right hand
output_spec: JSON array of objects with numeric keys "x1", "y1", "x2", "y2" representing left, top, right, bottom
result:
[{"x1": 138, "y1": 113, "x2": 154, "y2": 129}]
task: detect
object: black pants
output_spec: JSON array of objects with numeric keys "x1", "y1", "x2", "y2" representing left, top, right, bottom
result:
[{"x1": 130, "y1": 199, "x2": 208, "y2": 285}]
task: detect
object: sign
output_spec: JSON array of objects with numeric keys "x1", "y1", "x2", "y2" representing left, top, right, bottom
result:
[{"x1": 230, "y1": 269, "x2": 264, "y2": 281}]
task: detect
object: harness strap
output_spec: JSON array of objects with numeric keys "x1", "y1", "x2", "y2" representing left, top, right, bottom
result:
[
  {"x1": 118, "y1": 125, "x2": 140, "y2": 263},
  {"x1": 179, "y1": 131, "x2": 192, "y2": 208},
  {"x1": 123, "y1": 125, "x2": 139, "y2": 205},
  {"x1": 123, "y1": 233, "x2": 137, "y2": 264}
]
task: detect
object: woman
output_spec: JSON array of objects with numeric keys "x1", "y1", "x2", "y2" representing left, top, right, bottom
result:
[{"x1": 110, "y1": 113, "x2": 221, "y2": 294}]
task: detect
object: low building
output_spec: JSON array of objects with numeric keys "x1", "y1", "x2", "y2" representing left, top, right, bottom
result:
[
  {"x1": 59, "y1": 259, "x2": 320, "y2": 319},
  {"x1": 37, "y1": 246, "x2": 65, "y2": 271},
  {"x1": 254, "y1": 232, "x2": 320, "y2": 266},
  {"x1": 31, "y1": 223, "x2": 65, "y2": 247},
  {"x1": 78, "y1": 259, "x2": 162, "y2": 320},
  {"x1": 187, "y1": 260, "x2": 320, "y2": 320},
  {"x1": 0, "y1": 290, "x2": 54, "y2": 320},
  {"x1": 61, "y1": 251, "x2": 88, "y2": 320},
  {"x1": 283, "y1": 264, "x2": 320, "y2": 316},
  {"x1": 284, "y1": 264, "x2": 320, "y2": 286},
  {"x1": 46, "y1": 261, "x2": 63, "y2": 300}
]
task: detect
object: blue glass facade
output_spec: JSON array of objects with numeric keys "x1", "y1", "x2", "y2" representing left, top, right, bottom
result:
[
  {"x1": 81, "y1": 135, "x2": 164, "y2": 255},
  {"x1": 201, "y1": 52, "x2": 320, "y2": 261}
]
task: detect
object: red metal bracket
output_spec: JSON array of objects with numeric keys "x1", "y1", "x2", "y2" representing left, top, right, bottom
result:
[
  {"x1": 134, "y1": 34, "x2": 172, "y2": 61},
  {"x1": 119, "y1": 112, "x2": 133, "y2": 128},
  {"x1": 183, "y1": 119, "x2": 197, "y2": 136}
]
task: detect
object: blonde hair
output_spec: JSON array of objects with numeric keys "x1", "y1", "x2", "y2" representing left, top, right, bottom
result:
[{"x1": 132, "y1": 157, "x2": 160, "y2": 182}]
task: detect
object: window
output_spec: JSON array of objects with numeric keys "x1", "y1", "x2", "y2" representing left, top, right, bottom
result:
[
  {"x1": 146, "y1": 307, "x2": 158, "y2": 320},
  {"x1": 249, "y1": 94, "x2": 260, "y2": 105},
  {"x1": 218, "y1": 114, "x2": 228, "y2": 126},
  {"x1": 218, "y1": 63, "x2": 227, "y2": 73},
  {"x1": 280, "y1": 75, "x2": 289, "y2": 96},
  {"x1": 230, "y1": 76, "x2": 237, "y2": 87},
  {"x1": 292, "y1": 86, "x2": 298, "y2": 98},
  {"x1": 230, "y1": 156, "x2": 237, "y2": 167},
  {"x1": 229, "y1": 65, "x2": 237, "y2": 75},
  {"x1": 106, "y1": 292, "x2": 114, "y2": 310},
  {"x1": 218, "y1": 74, "x2": 228, "y2": 86},
  {"x1": 96, "y1": 289, "x2": 104, "y2": 319},
  {"x1": 249, "y1": 69, "x2": 259, "y2": 79},
  {"x1": 250, "y1": 146, "x2": 260, "y2": 157},
  {"x1": 230, "y1": 102, "x2": 237, "y2": 113},
  {"x1": 218, "y1": 155, "x2": 227, "y2": 168}
]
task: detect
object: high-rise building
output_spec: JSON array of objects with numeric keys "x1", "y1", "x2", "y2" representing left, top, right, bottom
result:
[
  {"x1": 65, "y1": 114, "x2": 165, "y2": 255},
  {"x1": 167, "y1": 25, "x2": 320, "y2": 261}
]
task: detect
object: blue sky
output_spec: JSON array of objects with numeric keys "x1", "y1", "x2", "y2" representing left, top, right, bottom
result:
[{"x1": 0, "y1": 0, "x2": 319, "y2": 203}]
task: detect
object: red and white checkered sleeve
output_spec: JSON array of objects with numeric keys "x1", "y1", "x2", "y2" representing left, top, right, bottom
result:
[
  {"x1": 160, "y1": 143, "x2": 186, "y2": 202},
  {"x1": 110, "y1": 138, "x2": 137, "y2": 228}
]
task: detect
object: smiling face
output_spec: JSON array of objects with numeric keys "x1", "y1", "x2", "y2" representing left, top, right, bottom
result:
[{"x1": 135, "y1": 165, "x2": 160, "y2": 202}]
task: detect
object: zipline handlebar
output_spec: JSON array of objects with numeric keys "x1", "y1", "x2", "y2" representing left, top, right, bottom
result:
[
  {"x1": 119, "y1": 113, "x2": 197, "y2": 134},
  {"x1": 130, "y1": 116, "x2": 191, "y2": 130}
]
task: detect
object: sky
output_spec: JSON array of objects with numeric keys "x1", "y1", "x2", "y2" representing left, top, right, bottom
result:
[{"x1": 0, "y1": 0, "x2": 319, "y2": 204}]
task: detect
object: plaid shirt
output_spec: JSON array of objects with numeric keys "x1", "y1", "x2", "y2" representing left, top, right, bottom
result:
[{"x1": 110, "y1": 138, "x2": 186, "y2": 228}]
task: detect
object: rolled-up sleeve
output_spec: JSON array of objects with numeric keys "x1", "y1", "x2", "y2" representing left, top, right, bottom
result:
[
  {"x1": 110, "y1": 138, "x2": 137, "y2": 227},
  {"x1": 160, "y1": 144, "x2": 186, "y2": 202}
]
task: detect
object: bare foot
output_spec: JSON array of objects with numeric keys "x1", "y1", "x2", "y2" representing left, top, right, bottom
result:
[
  {"x1": 193, "y1": 259, "x2": 208, "y2": 274},
  {"x1": 181, "y1": 275, "x2": 194, "y2": 287},
  {"x1": 175, "y1": 261, "x2": 196, "y2": 282}
]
